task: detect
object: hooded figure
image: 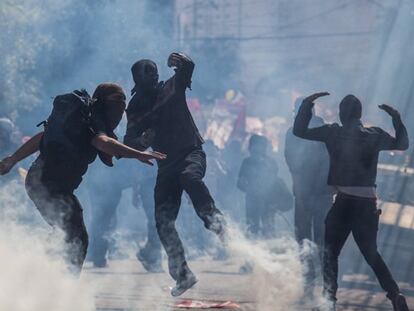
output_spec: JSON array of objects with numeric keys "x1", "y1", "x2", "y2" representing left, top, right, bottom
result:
[
  {"x1": 124, "y1": 53, "x2": 227, "y2": 297},
  {"x1": 238, "y1": 135, "x2": 292, "y2": 238},
  {"x1": 293, "y1": 92, "x2": 410, "y2": 311},
  {"x1": 0, "y1": 83, "x2": 165, "y2": 274},
  {"x1": 131, "y1": 59, "x2": 159, "y2": 96},
  {"x1": 339, "y1": 94, "x2": 362, "y2": 125}
]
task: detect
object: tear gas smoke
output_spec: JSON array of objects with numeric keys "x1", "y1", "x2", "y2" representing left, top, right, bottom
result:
[
  {"x1": 225, "y1": 222, "x2": 304, "y2": 311},
  {"x1": 0, "y1": 181, "x2": 95, "y2": 311}
]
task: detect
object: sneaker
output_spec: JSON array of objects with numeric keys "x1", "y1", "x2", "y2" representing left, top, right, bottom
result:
[
  {"x1": 392, "y1": 293, "x2": 410, "y2": 311},
  {"x1": 170, "y1": 273, "x2": 198, "y2": 297}
]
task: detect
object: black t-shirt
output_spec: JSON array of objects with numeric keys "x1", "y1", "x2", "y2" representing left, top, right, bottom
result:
[{"x1": 39, "y1": 110, "x2": 108, "y2": 193}]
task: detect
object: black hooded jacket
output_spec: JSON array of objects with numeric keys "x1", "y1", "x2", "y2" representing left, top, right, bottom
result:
[
  {"x1": 293, "y1": 102, "x2": 409, "y2": 187},
  {"x1": 124, "y1": 58, "x2": 204, "y2": 170}
]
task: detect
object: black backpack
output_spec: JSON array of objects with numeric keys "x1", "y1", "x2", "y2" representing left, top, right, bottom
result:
[{"x1": 38, "y1": 89, "x2": 96, "y2": 160}]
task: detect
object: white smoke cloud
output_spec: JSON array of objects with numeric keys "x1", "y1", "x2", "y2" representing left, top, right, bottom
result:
[
  {"x1": 0, "y1": 180, "x2": 95, "y2": 311},
  {"x1": 224, "y1": 223, "x2": 305, "y2": 311}
]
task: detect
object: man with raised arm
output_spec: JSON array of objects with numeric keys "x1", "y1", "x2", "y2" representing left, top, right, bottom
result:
[
  {"x1": 124, "y1": 53, "x2": 227, "y2": 296},
  {"x1": 294, "y1": 92, "x2": 410, "y2": 311}
]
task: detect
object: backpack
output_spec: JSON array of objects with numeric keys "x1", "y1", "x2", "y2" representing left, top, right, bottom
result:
[{"x1": 38, "y1": 89, "x2": 96, "y2": 160}]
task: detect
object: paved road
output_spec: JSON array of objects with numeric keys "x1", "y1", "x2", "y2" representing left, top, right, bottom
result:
[{"x1": 83, "y1": 257, "x2": 414, "y2": 311}]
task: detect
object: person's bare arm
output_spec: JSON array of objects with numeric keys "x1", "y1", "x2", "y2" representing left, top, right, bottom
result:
[
  {"x1": 0, "y1": 132, "x2": 43, "y2": 175},
  {"x1": 91, "y1": 134, "x2": 166, "y2": 166}
]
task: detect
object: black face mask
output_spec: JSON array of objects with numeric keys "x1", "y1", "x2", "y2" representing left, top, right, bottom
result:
[
  {"x1": 339, "y1": 95, "x2": 362, "y2": 125},
  {"x1": 131, "y1": 59, "x2": 159, "y2": 94}
]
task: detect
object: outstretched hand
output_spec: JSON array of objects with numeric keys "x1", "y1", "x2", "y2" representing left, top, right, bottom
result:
[
  {"x1": 303, "y1": 92, "x2": 330, "y2": 108},
  {"x1": 379, "y1": 104, "x2": 400, "y2": 118},
  {"x1": 136, "y1": 150, "x2": 167, "y2": 166},
  {"x1": 0, "y1": 156, "x2": 16, "y2": 175}
]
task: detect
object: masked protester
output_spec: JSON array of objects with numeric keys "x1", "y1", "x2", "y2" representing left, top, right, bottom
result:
[
  {"x1": 87, "y1": 152, "x2": 162, "y2": 271},
  {"x1": 238, "y1": 135, "x2": 292, "y2": 238},
  {"x1": 294, "y1": 92, "x2": 410, "y2": 311},
  {"x1": 285, "y1": 97, "x2": 334, "y2": 300},
  {"x1": 124, "y1": 53, "x2": 227, "y2": 296},
  {"x1": 0, "y1": 83, "x2": 166, "y2": 275}
]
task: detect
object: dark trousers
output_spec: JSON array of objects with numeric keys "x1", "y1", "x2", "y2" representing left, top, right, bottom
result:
[
  {"x1": 323, "y1": 193, "x2": 399, "y2": 301},
  {"x1": 25, "y1": 158, "x2": 88, "y2": 274},
  {"x1": 155, "y1": 148, "x2": 224, "y2": 281},
  {"x1": 88, "y1": 175, "x2": 161, "y2": 264},
  {"x1": 138, "y1": 177, "x2": 162, "y2": 261},
  {"x1": 88, "y1": 183, "x2": 121, "y2": 264},
  {"x1": 295, "y1": 194, "x2": 332, "y2": 289},
  {"x1": 245, "y1": 195, "x2": 275, "y2": 238}
]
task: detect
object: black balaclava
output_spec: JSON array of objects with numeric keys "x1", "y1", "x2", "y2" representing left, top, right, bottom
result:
[
  {"x1": 92, "y1": 83, "x2": 126, "y2": 167},
  {"x1": 92, "y1": 83, "x2": 126, "y2": 132},
  {"x1": 131, "y1": 59, "x2": 159, "y2": 95},
  {"x1": 339, "y1": 94, "x2": 362, "y2": 125}
]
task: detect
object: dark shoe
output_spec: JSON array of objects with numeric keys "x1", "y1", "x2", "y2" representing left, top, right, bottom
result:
[
  {"x1": 92, "y1": 257, "x2": 107, "y2": 268},
  {"x1": 171, "y1": 272, "x2": 198, "y2": 297},
  {"x1": 392, "y1": 293, "x2": 410, "y2": 311},
  {"x1": 136, "y1": 249, "x2": 164, "y2": 273}
]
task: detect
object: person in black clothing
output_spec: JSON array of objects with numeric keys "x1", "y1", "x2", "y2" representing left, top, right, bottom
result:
[
  {"x1": 0, "y1": 83, "x2": 166, "y2": 274},
  {"x1": 238, "y1": 134, "x2": 292, "y2": 238},
  {"x1": 87, "y1": 158, "x2": 162, "y2": 271},
  {"x1": 132, "y1": 164, "x2": 162, "y2": 272},
  {"x1": 285, "y1": 98, "x2": 333, "y2": 298},
  {"x1": 294, "y1": 92, "x2": 410, "y2": 311},
  {"x1": 222, "y1": 140, "x2": 244, "y2": 222},
  {"x1": 124, "y1": 53, "x2": 226, "y2": 296},
  {"x1": 87, "y1": 159, "x2": 132, "y2": 266}
]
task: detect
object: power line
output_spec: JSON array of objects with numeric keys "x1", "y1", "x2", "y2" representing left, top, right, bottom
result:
[{"x1": 180, "y1": 30, "x2": 378, "y2": 42}]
